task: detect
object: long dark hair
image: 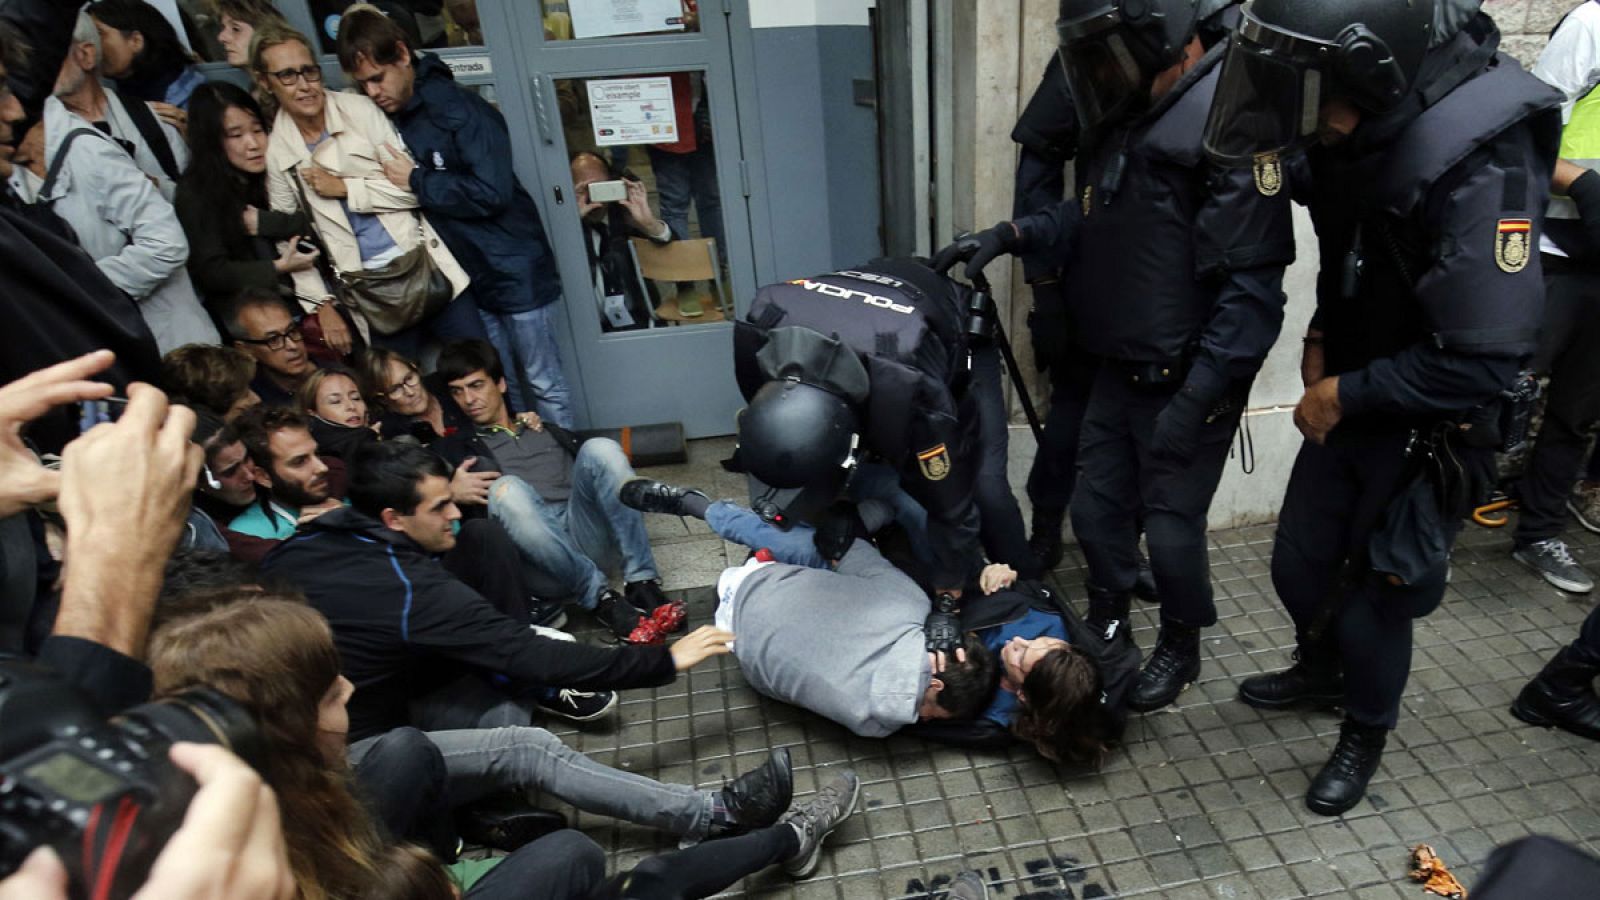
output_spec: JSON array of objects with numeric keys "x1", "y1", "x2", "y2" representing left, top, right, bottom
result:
[
  {"x1": 1011, "y1": 644, "x2": 1113, "y2": 766},
  {"x1": 182, "y1": 81, "x2": 268, "y2": 245},
  {"x1": 90, "y1": 0, "x2": 192, "y2": 89}
]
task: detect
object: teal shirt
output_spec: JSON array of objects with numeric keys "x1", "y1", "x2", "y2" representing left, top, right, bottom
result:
[{"x1": 227, "y1": 501, "x2": 301, "y2": 540}]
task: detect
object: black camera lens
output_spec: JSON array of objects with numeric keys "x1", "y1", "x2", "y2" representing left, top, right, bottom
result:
[{"x1": 116, "y1": 687, "x2": 262, "y2": 773}]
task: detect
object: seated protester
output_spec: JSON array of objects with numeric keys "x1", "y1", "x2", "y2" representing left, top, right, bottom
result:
[
  {"x1": 361, "y1": 346, "x2": 472, "y2": 443},
  {"x1": 185, "y1": 415, "x2": 281, "y2": 564},
  {"x1": 434, "y1": 340, "x2": 680, "y2": 643},
  {"x1": 159, "y1": 343, "x2": 261, "y2": 421},
  {"x1": 627, "y1": 480, "x2": 1136, "y2": 763},
  {"x1": 35, "y1": 101, "x2": 218, "y2": 354},
  {"x1": 90, "y1": 0, "x2": 206, "y2": 111},
  {"x1": 223, "y1": 287, "x2": 330, "y2": 407},
  {"x1": 258, "y1": 442, "x2": 797, "y2": 847},
  {"x1": 151, "y1": 599, "x2": 854, "y2": 896},
  {"x1": 52, "y1": 10, "x2": 189, "y2": 202},
  {"x1": 298, "y1": 365, "x2": 381, "y2": 459},
  {"x1": 177, "y1": 83, "x2": 326, "y2": 316},
  {"x1": 231, "y1": 404, "x2": 343, "y2": 540},
  {"x1": 570, "y1": 150, "x2": 673, "y2": 331}
]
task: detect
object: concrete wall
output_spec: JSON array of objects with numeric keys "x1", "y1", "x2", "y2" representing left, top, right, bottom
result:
[
  {"x1": 956, "y1": 0, "x2": 1569, "y2": 529},
  {"x1": 747, "y1": 2, "x2": 881, "y2": 282}
]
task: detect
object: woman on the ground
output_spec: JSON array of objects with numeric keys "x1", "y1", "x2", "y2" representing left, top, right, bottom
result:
[
  {"x1": 252, "y1": 24, "x2": 489, "y2": 359},
  {"x1": 150, "y1": 599, "x2": 860, "y2": 900},
  {"x1": 360, "y1": 347, "x2": 472, "y2": 444},
  {"x1": 298, "y1": 366, "x2": 381, "y2": 459}
]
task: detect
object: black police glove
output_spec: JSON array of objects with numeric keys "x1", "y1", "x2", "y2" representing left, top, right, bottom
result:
[
  {"x1": 812, "y1": 501, "x2": 865, "y2": 562},
  {"x1": 930, "y1": 222, "x2": 1019, "y2": 282},
  {"x1": 924, "y1": 591, "x2": 961, "y2": 655},
  {"x1": 1026, "y1": 280, "x2": 1068, "y2": 373},
  {"x1": 1150, "y1": 377, "x2": 1220, "y2": 465},
  {"x1": 1568, "y1": 169, "x2": 1600, "y2": 251}
]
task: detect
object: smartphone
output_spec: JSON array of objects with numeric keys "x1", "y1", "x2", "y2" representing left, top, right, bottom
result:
[
  {"x1": 77, "y1": 397, "x2": 129, "y2": 434},
  {"x1": 295, "y1": 238, "x2": 318, "y2": 254},
  {"x1": 587, "y1": 179, "x2": 627, "y2": 203}
]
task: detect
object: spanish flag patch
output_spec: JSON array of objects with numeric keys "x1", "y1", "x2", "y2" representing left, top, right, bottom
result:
[{"x1": 1495, "y1": 218, "x2": 1532, "y2": 274}]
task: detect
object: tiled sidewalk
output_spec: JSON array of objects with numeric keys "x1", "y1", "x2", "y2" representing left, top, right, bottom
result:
[{"x1": 545, "y1": 440, "x2": 1600, "y2": 899}]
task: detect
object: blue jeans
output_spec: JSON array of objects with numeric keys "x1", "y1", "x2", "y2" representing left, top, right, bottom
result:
[
  {"x1": 648, "y1": 145, "x2": 724, "y2": 261},
  {"x1": 706, "y1": 501, "x2": 826, "y2": 568},
  {"x1": 479, "y1": 305, "x2": 576, "y2": 429},
  {"x1": 845, "y1": 463, "x2": 937, "y2": 574},
  {"x1": 487, "y1": 440, "x2": 657, "y2": 607}
]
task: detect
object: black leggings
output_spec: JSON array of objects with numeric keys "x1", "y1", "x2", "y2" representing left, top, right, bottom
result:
[{"x1": 620, "y1": 824, "x2": 799, "y2": 900}]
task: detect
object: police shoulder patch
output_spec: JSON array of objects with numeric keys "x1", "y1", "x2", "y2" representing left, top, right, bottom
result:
[
  {"x1": 916, "y1": 444, "x2": 951, "y2": 481},
  {"x1": 1495, "y1": 219, "x2": 1532, "y2": 274},
  {"x1": 1252, "y1": 152, "x2": 1283, "y2": 197}
]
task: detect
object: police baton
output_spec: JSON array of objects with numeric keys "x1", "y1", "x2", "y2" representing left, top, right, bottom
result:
[{"x1": 967, "y1": 271, "x2": 1046, "y2": 444}]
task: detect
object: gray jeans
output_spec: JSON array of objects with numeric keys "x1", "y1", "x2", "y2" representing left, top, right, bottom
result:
[{"x1": 348, "y1": 677, "x2": 714, "y2": 841}]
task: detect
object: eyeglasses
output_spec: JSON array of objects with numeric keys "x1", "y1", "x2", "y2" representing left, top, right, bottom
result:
[
  {"x1": 268, "y1": 65, "x2": 324, "y2": 86},
  {"x1": 237, "y1": 320, "x2": 305, "y2": 351},
  {"x1": 384, "y1": 371, "x2": 422, "y2": 399}
]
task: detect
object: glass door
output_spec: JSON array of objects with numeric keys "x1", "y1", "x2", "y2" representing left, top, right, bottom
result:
[{"x1": 490, "y1": 0, "x2": 752, "y2": 437}]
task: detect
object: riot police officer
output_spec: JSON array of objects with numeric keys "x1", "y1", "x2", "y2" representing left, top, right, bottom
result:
[
  {"x1": 1203, "y1": 0, "x2": 1560, "y2": 815},
  {"x1": 935, "y1": 0, "x2": 1295, "y2": 715}
]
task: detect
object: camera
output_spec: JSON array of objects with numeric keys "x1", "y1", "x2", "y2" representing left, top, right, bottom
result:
[
  {"x1": 586, "y1": 179, "x2": 628, "y2": 204},
  {"x1": 0, "y1": 660, "x2": 259, "y2": 899}
]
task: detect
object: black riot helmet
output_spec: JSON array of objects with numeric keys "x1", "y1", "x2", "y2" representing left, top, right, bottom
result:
[
  {"x1": 736, "y1": 379, "x2": 861, "y2": 514},
  {"x1": 1056, "y1": 0, "x2": 1202, "y2": 132},
  {"x1": 1202, "y1": 0, "x2": 1436, "y2": 165}
]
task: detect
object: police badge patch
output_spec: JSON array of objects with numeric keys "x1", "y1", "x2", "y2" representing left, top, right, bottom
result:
[
  {"x1": 1495, "y1": 219, "x2": 1531, "y2": 274},
  {"x1": 1253, "y1": 152, "x2": 1282, "y2": 197},
  {"x1": 917, "y1": 444, "x2": 951, "y2": 481}
]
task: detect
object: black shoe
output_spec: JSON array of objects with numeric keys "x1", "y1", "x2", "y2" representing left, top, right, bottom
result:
[
  {"x1": 1306, "y1": 719, "x2": 1387, "y2": 816},
  {"x1": 529, "y1": 598, "x2": 567, "y2": 629},
  {"x1": 947, "y1": 870, "x2": 990, "y2": 900},
  {"x1": 714, "y1": 747, "x2": 794, "y2": 837},
  {"x1": 1085, "y1": 586, "x2": 1131, "y2": 645},
  {"x1": 625, "y1": 577, "x2": 671, "y2": 615},
  {"x1": 1028, "y1": 507, "x2": 1065, "y2": 572},
  {"x1": 455, "y1": 802, "x2": 567, "y2": 853},
  {"x1": 1511, "y1": 646, "x2": 1600, "y2": 741},
  {"x1": 1238, "y1": 650, "x2": 1343, "y2": 711},
  {"x1": 1128, "y1": 620, "x2": 1200, "y2": 712},
  {"x1": 595, "y1": 588, "x2": 645, "y2": 641},
  {"x1": 1133, "y1": 553, "x2": 1159, "y2": 604},
  {"x1": 620, "y1": 477, "x2": 707, "y2": 517},
  {"x1": 780, "y1": 768, "x2": 860, "y2": 878},
  {"x1": 533, "y1": 688, "x2": 618, "y2": 722}
]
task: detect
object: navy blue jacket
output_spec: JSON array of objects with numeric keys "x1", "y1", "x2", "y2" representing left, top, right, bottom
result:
[{"x1": 394, "y1": 54, "x2": 563, "y2": 314}]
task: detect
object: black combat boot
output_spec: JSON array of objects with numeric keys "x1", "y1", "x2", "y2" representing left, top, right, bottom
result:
[
  {"x1": 1028, "y1": 506, "x2": 1066, "y2": 572},
  {"x1": 1305, "y1": 718, "x2": 1387, "y2": 816},
  {"x1": 1510, "y1": 645, "x2": 1600, "y2": 741},
  {"x1": 1128, "y1": 619, "x2": 1201, "y2": 712},
  {"x1": 1085, "y1": 585, "x2": 1131, "y2": 645},
  {"x1": 1238, "y1": 637, "x2": 1343, "y2": 710}
]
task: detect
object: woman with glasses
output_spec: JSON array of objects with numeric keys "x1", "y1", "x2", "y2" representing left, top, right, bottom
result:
[
  {"x1": 360, "y1": 347, "x2": 473, "y2": 443},
  {"x1": 252, "y1": 23, "x2": 489, "y2": 362}
]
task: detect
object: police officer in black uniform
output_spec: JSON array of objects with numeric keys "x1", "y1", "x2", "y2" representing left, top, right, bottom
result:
[
  {"x1": 935, "y1": 0, "x2": 1295, "y2": 715},
  {"x1": 1203, "y1": 0, "x2": 1560, "y2": 815}
]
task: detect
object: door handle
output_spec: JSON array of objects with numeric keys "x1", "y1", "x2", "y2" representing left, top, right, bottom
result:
[{"x1": 529, "y1": 72, "x2": 555, "y2": 146}]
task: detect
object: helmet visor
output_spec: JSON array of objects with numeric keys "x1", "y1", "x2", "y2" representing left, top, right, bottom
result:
[
  {"x1": 1202, "y1": 39, "x2": 1324, "y2": 166},
  {"x1": 1057, "y1": 9, "x2": 1148, "y2": 132}
]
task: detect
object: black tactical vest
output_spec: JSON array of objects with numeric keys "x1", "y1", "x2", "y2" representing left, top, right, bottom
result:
[{"x1": 1063, "y1": 56, "x2": 1223, "y2": 365}]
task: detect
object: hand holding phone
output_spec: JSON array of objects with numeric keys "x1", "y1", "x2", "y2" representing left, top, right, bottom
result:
[{"x1": 586, "y1": 179, "x2": 628, "y2": 203}]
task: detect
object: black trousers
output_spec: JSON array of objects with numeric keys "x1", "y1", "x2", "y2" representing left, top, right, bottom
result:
[
  {"x1": 1571, "y1": 603, "x2": 1600, "y2": 664},
  {"x1": 446, "y1": 518, "x2": 533, "y2": 623},
  {"x1": 621, "y1": 823, "x2": 799, "y2": 900},
  {"x1": 469, "y1": 830, "x2": 607, "y2": 900},
  {"x1": 1025, "y1": 351, "x2": 1099, "y2": 518},
  {"x1": 1069, "y1": 367, "x2": 1244, "y2": 627},
  {"x1": 1272, "y1": 429, "x2": 1473, "y2": 729},
  {"x1": 969, "y1": 345, "x2": 1038, "y2": 577},
  {"x1": 1516, "y1": 260, "x2": 1600, "y2": 545},
  {"x1": 352, "y1": 726, "x2": 457, "y2": 860}
]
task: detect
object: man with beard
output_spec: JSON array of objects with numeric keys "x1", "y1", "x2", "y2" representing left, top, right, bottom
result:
[{"x1": 228, "y1": 404, "x2": 341, "y2": 540}]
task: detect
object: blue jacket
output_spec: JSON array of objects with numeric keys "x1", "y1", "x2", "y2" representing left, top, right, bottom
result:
[{"x1": 394, "y1": 54, "x2": 563, "y2": 313}]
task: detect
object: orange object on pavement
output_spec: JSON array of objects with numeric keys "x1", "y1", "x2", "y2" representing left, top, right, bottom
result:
[{"x1": 1410, "y1": 844, "x2": 1468, "y2": 899}]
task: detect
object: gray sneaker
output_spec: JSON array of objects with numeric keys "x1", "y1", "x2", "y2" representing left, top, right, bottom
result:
[
  {"x1": 1570, "y1": 482, "x2": 1600, "y2": 535},
  {"x1": 948, "y1": 870, "x2": 989, "y2": 900},
  {"x1": 1513, "y1": 538, "x2": 1595, "y2": 594},
  {"x1": 780, "y1": 769, "x2": 860, "y2": 878}
]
